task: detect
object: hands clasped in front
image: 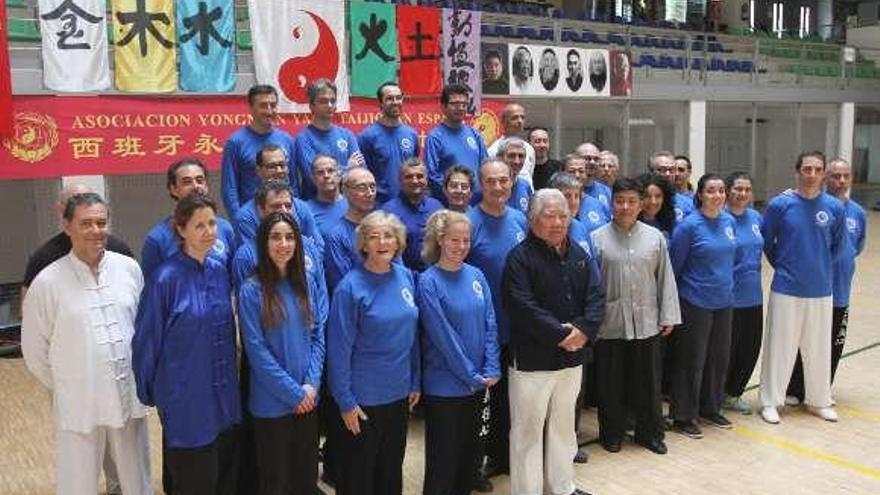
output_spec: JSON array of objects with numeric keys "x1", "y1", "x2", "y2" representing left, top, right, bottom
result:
[{"x1": 559, "y1": 322, "x2": 588, "y2": 352}]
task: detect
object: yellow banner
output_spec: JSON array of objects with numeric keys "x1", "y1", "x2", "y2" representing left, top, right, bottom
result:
[{"x1": 111, "y1": 0, "x2": 177, "y2": 92}]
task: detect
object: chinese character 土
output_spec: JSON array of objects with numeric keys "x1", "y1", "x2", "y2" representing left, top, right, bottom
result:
[
  {"x1": 154, "y1": 135, "x2": 184, "y2": 156},
  {"x1": 179, "y1": 1, "x2": 232, "y2": 56},
  {"x1": 69, "y1": 137, "x2": 104, "y2": 159},
  {"x1": 111, "y1": 136, "x2": 146, "y2": 157},
  {"x1": 193, "y1": 134, "x2": 222, "y2": 155},
  {"x1": 115, "y1": 0, "x2": 174, "y2": 57},
  {"x1": 40, "y1": 0, "x2": 103, "y2": 50},
  {"x1": 401, "y1": 22, "x2": 438, "y2": 62}
]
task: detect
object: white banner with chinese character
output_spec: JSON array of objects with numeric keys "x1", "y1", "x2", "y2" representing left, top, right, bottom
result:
[
  {"x1": 247, "y1": 0, "x2": 349, "y2": 113},
  {"x1": 38, "y1": 0, "x2": 111, "y2": 92},
  {"x1": 442, "y1": 9, "x2": 481, "y2": 113}
]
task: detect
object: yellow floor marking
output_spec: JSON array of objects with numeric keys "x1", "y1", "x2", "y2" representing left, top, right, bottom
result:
[
  {"x1": 836, "y1": 404, "x2": 880, "y2": 422},
  {"x1": 733, "y1": 425, "x2": 880, "y2": 480}
]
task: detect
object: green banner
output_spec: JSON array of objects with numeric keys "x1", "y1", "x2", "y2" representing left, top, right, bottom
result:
[{"x1": 350, "y1": 3, "x2": 398, "y2": 97}]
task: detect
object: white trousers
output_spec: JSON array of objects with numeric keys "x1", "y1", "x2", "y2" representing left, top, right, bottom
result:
[
  {"x1": 509, "y1": 365, "x2": 582, "y2": 495},
  {"x1": 759, "y1": 292, "x2": 833, "y2": 409},
  {"x1": 56, "y1": 417, "x2": 153, "y2": 495}
]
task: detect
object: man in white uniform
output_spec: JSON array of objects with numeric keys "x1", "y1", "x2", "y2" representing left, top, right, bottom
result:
[{"x1": 22, "y1": 192, "x2": 152, "y2": 495}]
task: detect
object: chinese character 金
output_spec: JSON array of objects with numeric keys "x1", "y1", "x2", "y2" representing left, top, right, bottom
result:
[
  {"x1": 154, "y1": 135, "x2": 184, "y2": 156},
  {"x1": 116, "y1": 0, "x2": 174, "y2": 58},
  {"x1": 111, "y1": 136, "x2": 146, "y2": 157},
  {"x1": 355, "y1": 13, "x2": 394, "y2": 63},
  {"x1": 69, "y1": 137, "x2": 104, "y2": 159},
  {"x1": 180, "y1": 2, "x2": 232, "y2": 56},
  {"x1": 193, "y1": 134, "x2": 222, "y2": 155},
  {"x1": 40, "y1": 0, "x2": 103, "y2": 50},
  {"x1": 401, "y1": 22, "x2": 438, "y2": 62}
]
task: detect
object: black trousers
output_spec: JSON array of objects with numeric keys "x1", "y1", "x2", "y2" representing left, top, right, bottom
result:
[
  {"x1": 166, "y1": 425, "x2": 240, "y2": 495},
  {"x1": 725, "y1": 305, "x2": 764, "y2": 397},
  {"x1": 669, "y1": 301, "x2": 733, "y2": 421},
  {"x1": 253, "y1": 411, "x2": 319, "y2": 495},
  {"x1": 336, "y1": 399, "x2": 408, "y2": 495},
  {"x1": 239, "y1": 346, "x2": 260, "y2": 495},
  {"x1": 482, "y1": 345, "x2": 510, "y2": 470},
  {"x1": 423, "y1": 394, "x2": 482, "y2": 495},
  {"x1": 787, "y1": 306, "x2": 849, "y2": 402},
  {"x1": 596, "y1": 336, "x2": 664, "y2": 445},
  {"x1": 318, "y1": 384, "x2": 341, "y2": 485},
  {"x1": 574, "y1": 346, "x2": 595, "y2": 433}
]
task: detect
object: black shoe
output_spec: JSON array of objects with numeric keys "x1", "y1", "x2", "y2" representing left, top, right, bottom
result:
[
  {"x1": 700, "y1": 413, "x2": 733, "y2": 429},
  {"x1": 571, "y1": 489, "x2": 593, "y2": 495},
  {"x1": 473, "y1": 473, "x2": 494, "y2": 493},
  {"x1": 637, "y1": 438, "x2": 668, "y2": 455},
  {"x1": 601, "y1": 439, "x2": 622, "y2": 453},
  {"x1": 573, "y1": 447, "x2": 589, "y2": 463},
  {"x1": 482, "y1": 460, "x2": 509, "y2": 478},
  {"x1": 672, "y1": 420, "x2": 703, "y2": 439}
]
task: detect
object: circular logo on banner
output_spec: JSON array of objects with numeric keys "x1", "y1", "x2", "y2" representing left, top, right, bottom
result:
[
  {"x1": 466, "y1": 136, "x2": 478, "y2": 150},
  {"x1": 472, "y1": 280, "x2": 484, "y2": 299},
  {"x1": 587, "y1": 211, "x2": 600, "y2": 224},
  {"x1": 336, "y1": 138, "x2": 348, "y2": 152},
  {"x1": 400, "y1": 137, "x2": 413, "y2": 152},
  {"x1": 815, "y1": 210, "x2": 830, "y2": 226},
  {"x1": 725, "y1": 226, "x2": 735, "y2": 241},
  {"x1": 212, "y1": 239, "x2": 227, "y2": 256},
  {"x1": 401, "y1": 287, "x2": 415, "y2": 308},
  {"x1": 2, "y1": 112, "x2": 59, "y2": 164},
  {"x1": 472, "y1": 109, "x2": 501, "y2": 145},
  {"x1": 752, "y1": 223, "x2": 762, "y2": 238},
  {"x1": 515, "y1": 230, "x2": 525, "y2": 243},
  {"x1": 846, "y1": 217, "x2": 857, "y2": 234},
  {"x1": 304, "y1": 254, "x2": 314, "y2": 273}
]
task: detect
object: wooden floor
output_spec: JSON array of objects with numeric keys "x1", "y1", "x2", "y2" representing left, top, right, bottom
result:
[{"x1": 3, "y1": 212, "x2": 880, "y2": 495}]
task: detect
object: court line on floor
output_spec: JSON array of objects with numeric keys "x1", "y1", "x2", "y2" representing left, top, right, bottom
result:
[{"x1": 733, "y1": 425, "x2": 880, "y2": 481}]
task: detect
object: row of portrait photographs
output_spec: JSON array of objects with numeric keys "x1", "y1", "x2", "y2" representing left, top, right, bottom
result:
[{"x1": 481, "y1": 43, "x2": 632, "y2": 98}]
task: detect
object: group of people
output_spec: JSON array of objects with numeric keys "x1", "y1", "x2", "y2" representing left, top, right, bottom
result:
[{"x1": 20, "y1": 78, "x2": 866, "y2": 495}]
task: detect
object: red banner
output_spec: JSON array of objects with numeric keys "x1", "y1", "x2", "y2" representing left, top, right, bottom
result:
[
  {"x1": 0, "y1": 96, "x2": 506, "y2": 180},
  {"x1": 397, "y1": 6, "x2": 442, "y2": 96},
  {"x1": 0, "y1": 7, "x2": 14, "y2": 136}
]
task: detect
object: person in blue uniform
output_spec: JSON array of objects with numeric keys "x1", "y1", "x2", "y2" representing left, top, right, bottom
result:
[
  {"x1": 721, "y1": 172, "x2": 764, "y2": 415},
  {"x1": 221, "y1": 85, "x2": 297, "y2": 217},
  {"x1": 133, "y1": 193, "x2": 241, "y2": 495},
  {"x1": 293, "y1": 79, "x2": 364, "y2": 199},
  {"x1": 649, "y1": 151, "x2": 694, "y2": 223},
  {"x1": 496, "y1": 137, "x2": 534, "y2": 215},
  {"x1": 238, "y1": 211, "x2": 328, "y2": 495},
  {"x1": 359, "y1": 82, "x2": 421, "y2": 204},
  {"x1": 327, "y1": 211, "x2": 420, "y2": 495},
  {"x1": 442, "y1": 166, "x2": 475, "y2": 213},
  {"x1": 305, "y1": 155, "x2": 348, "y2": 239},
  {"x1": 636, "y1": 173, "x2": 677, "y2": 239},
  {"x1": 234, "y1": 178, "x2": 321, "y2": 250},
  {"x1": 466, "y1": 158, "x2": 528, "y2": 484},
  {"x1": 380, "y1": 157, "x2": 443, "y2": 272},
  {"x1": 786, "y1": 158, "x2": 867, "y2": 406},
  {"x1": 673, "y1": 155, "x2": 694, "y2": 196},
  {"x1": 758, "y1": 151, "x2": 847, "y2": 425},
  {"x1": 669, "y1": 174, "x2": 738, "y2": 438},
  {"x1": 418, "y1": 209, "x2": 500, "y2": 495},
  {"x1": 425, "y1": 84, "x2": 488, "y2": 199},
  {"x1": 324, "y1": 167, "x2": 377, "y2": 293},
  {"x1": 575, "y1": 142, "x2": 612, "y2": 211},
  {"x1": 142, "y1": 158, "x2": 237, "y2": 282},
  {"x1": 561, "y1": 153, "x2": 610, "y2": 227}
]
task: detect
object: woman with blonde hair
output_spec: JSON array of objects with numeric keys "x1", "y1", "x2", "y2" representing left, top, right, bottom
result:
[{"x1": 418, "y1": 209, "x2": 500, "y2": 495}]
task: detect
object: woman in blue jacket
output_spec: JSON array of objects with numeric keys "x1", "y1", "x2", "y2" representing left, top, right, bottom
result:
[
  {"x1": 418, "y1": 209, "x2": 500, "y2": 495},
  {"x1": 238, "y1": 211, "x2": 328, "y2": 495},
  {"x1": 133, "y1": 193, "x2": 241, "y2": 495},
  {"x1": 327, "y1": 210, "x2": 420, "y2": 495},
  {"x1": 669, "y1": 174, "x2": 738, "y2": 439}
]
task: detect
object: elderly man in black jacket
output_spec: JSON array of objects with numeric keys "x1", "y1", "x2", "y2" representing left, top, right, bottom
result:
[{"x1": 502, "y1": 188, "x2": 605, "y2": 495}]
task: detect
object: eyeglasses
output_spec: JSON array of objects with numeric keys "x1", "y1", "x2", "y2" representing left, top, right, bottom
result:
[
  {"x1": 314, "y1": 97, "x2": 337, "y2": 105},
  {"x1": 446, "y1": 181, "x2": 471, "y2": 192},
  {"x1": 347, "y1": 182, "x2": 377, "y2": 193},
  {"x1": 447, "y1": 101, "x2": 469, "y2": 108}
]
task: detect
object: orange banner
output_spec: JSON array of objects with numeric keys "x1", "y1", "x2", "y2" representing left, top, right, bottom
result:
[{"x1": 0, "y1": 96, "x2": 506, "y2": 180}]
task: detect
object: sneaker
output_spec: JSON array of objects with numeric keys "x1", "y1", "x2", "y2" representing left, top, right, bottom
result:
[
  {"x1": 573, "y1": 447, "x2": 590, "y2": 463},
  {"x1": 760, "y1": 406, "x2": 780, "y2": 424},
  {"x1": 672, "y1": 420, "x2": 703, "y2": 439},
  {"x1": 808, "y1": 406, "x2": 838, "y2": 422},
  {"x1": 785, "y1": 395, "x2": 802, "y2": 406},
  {"x1": 722, "y1": 395, "x2": 753, "y2": 415},
  {"x1": 700, "y1": 413, "x2": 733, "y2": 429}
]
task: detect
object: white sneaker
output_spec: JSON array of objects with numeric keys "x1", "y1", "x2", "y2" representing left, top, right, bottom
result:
[
  {"x1": 784, "y1": 395, "x2": 801, "y2": 406},
  {"x1": 809, "y1": 406, "x2": 838, "y2": 422},
  {"x1": 760, "y1": 406, "x2": 780, "y2": 424}
]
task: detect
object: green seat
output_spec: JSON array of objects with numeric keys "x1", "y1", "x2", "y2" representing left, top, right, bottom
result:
[
  {"x1": 236, "y1": 30, "x2": 252, "y2": 50},
  {"x1": 6, "y1": 0, "x2": 27, "y2": 7},
  {"x1": 8, "y1": 18, "x2": 40, "y2": 42}
]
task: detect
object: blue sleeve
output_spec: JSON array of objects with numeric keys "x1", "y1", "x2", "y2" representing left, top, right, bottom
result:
[
  {"x1": 234, "y1": 209, "x2": 257, "y2": 247},
  {"x1": 132, "y1": 278, "x2": 166, "y2": 407},
  {"x1": 238, "y1": 283, "x2": 305, "y2": 410},
  {"x1": 286, "y1": 140, "x2": 301, "y2": 198},
  {"x1": 572, "y1": 253, "x2": 606, "y2": 340},
  {"x1": 669, "y1": 220, "x2": 692, "y2": 275},
  {"x1": 140, "y1": 236, "x2": 162, "y2": 284},
  {"x1": 479, "y1": 275, "x2": 501, "y2": 380},
  {"x1": 761, "y1": 201, "x2": 781, "y2": 267},
  {"x1": 413, "y1": 129, "x2": 422, "y2": 158},
  {"x1": 231, "y1": 251, "x2": 250, "y2": 292},
  {"x1": 476, "y1": 130, "x2": 488, "y2": 161},
  {"x1": 856, "y1": 210, "x2": 867, "y2": 256},
  {"x1": 347, "y1": 129, "x2": 361, "y2": 156},
  {"x1": 831, "y1": 204, "x2": 848, "y2": 263},
  {"x1": 219, "y1": 220, "x2": 239, "y2": 272},
  {"x1": 417, "y1": 274, "x2": 484, "y2": 391},
  {"x1": 296, "y1": 202, "x2": 325, "y2": 252},
  {"x1": 324, "y1": 234, "x2": 353, "y2": 293},
  {"x1": 424, "y1": 133, "x2": 444, "y2": 199},
  {"x1": 408, "y1": 270, "x2": 421, "y2": 395},
  {"x1": 221, "y1": 139, "x2": 241, "y2": 219},
  {"x1": 305, "y1": 273, "x2": 328, "y2": 389},
  {"x1": 328, "y1": 282, "x2": 360, "y2": 412}
]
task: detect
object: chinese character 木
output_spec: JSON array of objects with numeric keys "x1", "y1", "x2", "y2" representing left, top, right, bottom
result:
[
  {"x1": 179, "y1": 2, "x2": 231, "y2": 56},
  {"x1": 116, "y1": 0, "x2": 174, "y2": 58}
]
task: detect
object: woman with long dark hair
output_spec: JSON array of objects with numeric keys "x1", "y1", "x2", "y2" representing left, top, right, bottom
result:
[
  {"x1": 669, "y1": 174, "x2": 738, "y2": 439},
  {"x1": 636, "y1": 173, "x2": 677, "y2": 238},
  {"x1": 238, "y1": 211, "x2": 328, "y2": 495},
  {"x1": 134, "y1": 193, "x2": 241, "y2": 495}
]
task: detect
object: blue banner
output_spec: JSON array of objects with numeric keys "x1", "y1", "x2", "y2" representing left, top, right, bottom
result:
[{"x1": 177, "y1": 0, "x2": 236, "y2": 92}]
